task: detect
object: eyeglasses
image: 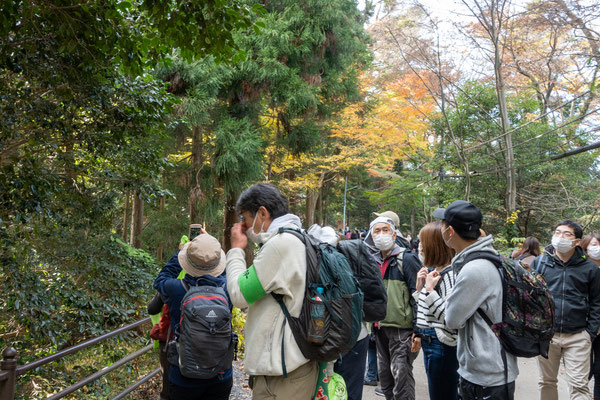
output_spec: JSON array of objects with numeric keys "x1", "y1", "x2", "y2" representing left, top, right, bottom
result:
[{"x1": 554, "y1": 230, "x2": 575, "y2": 239}]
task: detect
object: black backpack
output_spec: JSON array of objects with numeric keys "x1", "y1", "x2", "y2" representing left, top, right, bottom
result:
[
  {"x1": 167, "y1": 282, "x2": 237, "y2": 379},
  {"x1": 272, "y1": 228, "x2": 364, "y2": 376},
  {"x1": 337, "y1": 239, "x2": 387, "y2": 322}
]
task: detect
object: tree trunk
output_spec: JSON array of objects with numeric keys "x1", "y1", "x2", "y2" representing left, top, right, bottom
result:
[
  {"x1": 305, "y1": 188, "x2": 318, "y2": 227},
  {"x1": 130, "y1": 190, "x2": 144, "y2": 249},
  {"x1": 497, "y1": 73, "x2": 517, "y2": 213},
  {"x1": 306, "y1": 174, "x2": 325, "y2": 227},
  {"x1": 156, "y1": 195, "x2": 165, "y2": 261},
  {"x1": 524, "y1": 209, "x2": 532, "y2": 237},
  {"x1": 410, "y1": 207, "x2": 416, "y2": 239},
  {"x1": 222, "y1": 193, "x2": 254, "y2": 266},
  {"x1": 122, "y1": 188, "x2": 131, "y2": 242},
  {"x1": 223, "y1": 194, "x2": 237, "y2": 252},
  {"x1": 317, "y1": 186, "x2": 324, "y2": 226},
  {"x1": 289, "y1": 194, "x2": 297, "y2": 216},
  {"x1": 490, "y1": 1, "x2": 517, "y2": 213},
  {"x1": 189, "y1": 125, "x2": 203, "y2": 223}
]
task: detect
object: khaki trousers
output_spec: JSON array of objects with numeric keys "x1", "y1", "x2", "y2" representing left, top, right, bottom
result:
[
  {"x1": 252, "y1": 361, "x2": 319, "y2": 400},
  {"x1": 538, "y1": 330, "x2": 592, "y2": 400}
]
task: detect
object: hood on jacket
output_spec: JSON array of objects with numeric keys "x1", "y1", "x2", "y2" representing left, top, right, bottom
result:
[
  {"x1": 252, "y1": 213, "x2": 302, "y2": 245},
  {"x1": 452, "y1": 235, "x2": 498, "y2": 274},
  {"x1": 363, "y1": 229, "x2": 376, "y2": 251},
  {"x1": 544, "y1": 244, "x2": 590, "y2": 266}
]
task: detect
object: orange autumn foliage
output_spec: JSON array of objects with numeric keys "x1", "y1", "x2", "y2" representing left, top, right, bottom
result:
[
  {"x1": 330, "y1": 73, "x2": 434, "y2": 169},
  {"x1": 263, "y1": 72, "x2": 435, "y2": 195}
]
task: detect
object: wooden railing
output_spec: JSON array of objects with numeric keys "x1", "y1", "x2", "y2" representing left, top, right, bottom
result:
[{"x1": 0, "y1": 317, "x2": 159, "y2": 400}]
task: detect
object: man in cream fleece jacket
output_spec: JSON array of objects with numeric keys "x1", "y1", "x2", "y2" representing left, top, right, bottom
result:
[
  {"x1": 226, "y1": 183, "x2": 318, "y2": 400},
  {"x1": 434, "y1": 200, "x2": 518, "y2": 400}
]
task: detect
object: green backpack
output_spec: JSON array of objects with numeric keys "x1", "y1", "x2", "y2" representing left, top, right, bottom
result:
[{"x1": 272, "y1": 228, "x2": 364, "y2": 376}]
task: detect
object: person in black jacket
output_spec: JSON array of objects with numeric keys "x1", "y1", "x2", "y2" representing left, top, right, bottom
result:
[{"x1": 530, "y1": 220, "x2": 600, "y2": 400}]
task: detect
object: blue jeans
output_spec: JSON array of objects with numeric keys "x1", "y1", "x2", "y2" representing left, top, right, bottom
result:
[
  {"x1": 421, "y1": 329, "x2": 459, "y2": 400},
  {"x1": 365, "y1": 332, "x2": 378, "y2": 382}
]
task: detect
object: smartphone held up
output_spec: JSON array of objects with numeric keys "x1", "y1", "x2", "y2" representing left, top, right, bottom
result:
[{"x1": 189, "y1": 224, "x2": 204, "y2": 240}]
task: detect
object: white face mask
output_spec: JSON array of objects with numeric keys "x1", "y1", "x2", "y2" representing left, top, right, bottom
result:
[
  {"x1": 588, "y1": 245, "x2": 600, "y2": 260},
  {"x1": 441, "y1": 226, "x2": 452, "y2": 247},
  {"x1": 373, "y1": 233, "x2": 395, "y2": 251},
  {"x1": 246, "y1": 214, "x2": 267, "y2": 244},
  {"x1": 418, "y1": 243, "x2": 425, "y2": 264},
  {"x1": 552, "y1": 236, "x2": 575, "y2": 254}
]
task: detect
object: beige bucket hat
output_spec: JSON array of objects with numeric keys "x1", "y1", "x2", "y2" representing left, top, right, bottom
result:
[{"x1": 178, "y1": 234, "x2": 226, "y2": 277}]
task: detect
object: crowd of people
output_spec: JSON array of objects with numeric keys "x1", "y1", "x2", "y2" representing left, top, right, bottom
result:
[{"x1": 149, "y1": 182, "x2": 600, "y2": 400}]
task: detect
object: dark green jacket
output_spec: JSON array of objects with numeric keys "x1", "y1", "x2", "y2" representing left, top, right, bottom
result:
[{"x1": 364, "y1": 240, "x2": 420, "y2": 329}]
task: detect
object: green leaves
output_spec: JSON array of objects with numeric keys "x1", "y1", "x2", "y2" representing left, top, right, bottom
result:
[{"x1": 213, "y1": 116, "x2": 264, "y2": 196}]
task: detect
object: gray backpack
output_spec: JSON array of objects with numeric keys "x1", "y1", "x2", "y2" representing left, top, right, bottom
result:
[{"x1": 167, "y1": 283, "x2": 237, "y2": 379}]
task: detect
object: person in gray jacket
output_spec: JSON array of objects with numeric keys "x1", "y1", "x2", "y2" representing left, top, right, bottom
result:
[{"x1": 434, "y1": 200, "x2": 518, "y2": 400}]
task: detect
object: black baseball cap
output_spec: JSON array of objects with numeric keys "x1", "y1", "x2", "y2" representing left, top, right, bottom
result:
[{"x1": 433, "y1": 200, "x2": 482, "y2": 234}]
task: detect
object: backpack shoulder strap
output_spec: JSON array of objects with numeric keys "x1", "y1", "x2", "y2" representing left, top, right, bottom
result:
[
  {"x1": 273, "y1": 227, "x2": 307, "y2": 379},
  {"x1": 397, "y1": 247, "x2": 406, "y2": 262},
  {"x1": 476, "y1": 308, "x2": 494, "y2": 327},
  {"x1": 386, "y1": 253, "x2": 403, "y2": 280},
  {"x1": 392, "y1": 248, "x2": 407, "y2": 277},
  {"x1": 278, "y1": 227, "x2": 304, "y2": 241},
  {"x1": 271, "y1": 292, "x2": 290, "y2": 378},
  {"x1": 181, "y1": 280, "x2": 190, "y2": 292},
  {"x1": 458, "y1": 251, "x2": 502, "y2": 270},
  {"x1": 537, "y1": 253, "x2": 551, "y2": 276},
  {"x1": 515, "y1": 254, "x2": 527, "y2": 261},
  {"x1": 279, "y1": 227, "x2": 321, "y2": 285},
  {"x1": 467, "y1": 252, "x2": 509, "y2": 391}
]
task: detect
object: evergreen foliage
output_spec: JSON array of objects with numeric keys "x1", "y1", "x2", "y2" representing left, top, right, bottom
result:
[{"x1": 2, "y1": 0, "x2": 600, "y2": 398}]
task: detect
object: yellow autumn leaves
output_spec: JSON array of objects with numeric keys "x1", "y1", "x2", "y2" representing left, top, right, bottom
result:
[{"x1": 263, "y1": 72, "x2": 436, "y2": 192}]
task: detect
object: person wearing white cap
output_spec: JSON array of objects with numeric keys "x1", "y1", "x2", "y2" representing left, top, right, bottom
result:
[
  {"x1": 373, "y1": 211, "x2": 411, "y2": 249},
  {"x1": 153, "y1": 230, "x2": 232, "y2": 400},
  {"x1": 364, "y1": 216, "x2": 421, "y2": 400}
]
